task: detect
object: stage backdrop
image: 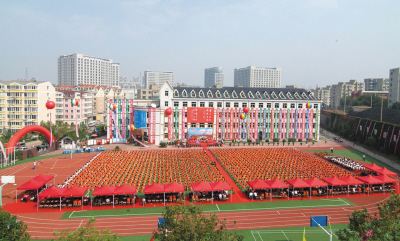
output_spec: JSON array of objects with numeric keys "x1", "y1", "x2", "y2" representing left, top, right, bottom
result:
[
  {"x1": 188, "y1": 128, "x2": 213, "y2": 137},
  {"x1": 187, "y1": 107, "x2": 214, "y2": 123}
]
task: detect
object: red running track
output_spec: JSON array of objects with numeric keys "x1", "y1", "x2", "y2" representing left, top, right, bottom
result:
[{"x1": 17, "y1": 194, "x2": 388, "y2": 240}]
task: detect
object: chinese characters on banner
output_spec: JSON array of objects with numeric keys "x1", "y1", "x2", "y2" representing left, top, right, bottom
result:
[{"x1": 187, "y1": 107, "x2": 214, "y2": 123}]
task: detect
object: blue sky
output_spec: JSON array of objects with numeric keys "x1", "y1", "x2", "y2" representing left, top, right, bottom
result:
[{"x1": 0, "y1": 0, "x2": 399, "y2": 88}]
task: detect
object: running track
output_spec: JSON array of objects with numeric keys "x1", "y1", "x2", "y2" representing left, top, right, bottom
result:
[{"x1": 17, "y1": 195, "x2": 387, "y2": 239}]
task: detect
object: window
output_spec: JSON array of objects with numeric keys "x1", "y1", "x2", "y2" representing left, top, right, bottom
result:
[
  {"x1": 225, "y1": 102, "x2": 231, "y2": 108},
  {"x1": 234, "y1": 102, "x2": 239, "y2": 107},
  {"x1": 208, "y1": 102, "x2": 214, "y2": 107},
  {"x1": 199, "y1": 90, "x2": 205, "y2": 98},
  {"x1": 258, "y1": 103, "x2": 263, "y2": 108},
  {"x1": 217, "y1": 102, "x2": 222, "y2": 107},
  {"x1": 267, "y1": 103, "x2": 271, "y2": 108},
  {"x1": 291, "y1": 103, "x2": 295, "y2": 108},
  {"x1": 250, "y1": 103, "x2": 255, "y2": 108},
  {"x1": 165, "y1": 101, "x2": 169, "y2": 106},
  {"x1": 165, "y1": 91, "x2": 169, "y2": 96},
  {"x1": 283, "y1": 103, "x2": 287, "y2": 108},
  {"x1": 200, "y1": 102, "x2": 205, "y2": 107},
  {"x1": 242, "y1": 103, "x2": 247, "y2": 107},
  {"x1": 183, "y1": 102, "x2": 188, "y2": 107},
  {"x1": 298, "y1": 104, "x2": 303, "y2": 108},
  {"x1": 191, "y1": 123, "x2": 196, "y2": 127},
  {"x1": 275, "y1": 103, "x2": 279, "y2": 108},
  {"x1": 200, "y1": 123, "x2": 205, "y2": 127},
  {"x1": 314, "y1": 104, "x2": 318, "y2": 109},
  {"x1": 174, "y1": 102, "x2": 179, "y2": 107},
  {"x1": 191, "y1": 102, "x2": 196, "y2": 107}
]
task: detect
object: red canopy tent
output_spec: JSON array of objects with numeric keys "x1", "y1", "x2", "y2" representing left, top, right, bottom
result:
[
  {"x1": 113, "y1": 185, "x2": 137, "y2": 195},
  {"x1": 144, "y1": 184, "x2": 165, "y2": 194},
  {"x1": 304, "y1": 178, "x2": 328, "y2": 187},
  {"x1": 322, "y1": 177, "x2": 348, "y2": 186},
  {"x1": 375, "y1": 175, "x2": 397, "y2": 184},
  {"x1": 340, "y1": 176, "x2": 364, "y2": 185},
  {"x1": 38, "y1": 186, "x2": 64, "y2": 199},
  {"x1": 363, "y1": 163, "x2": 383, "y2": 173},
  {"x1": 267, "y1": 179, "x2": 289, "y2": 189},
  {"x1": 286, "y1": 178, "x2": 311, "y2": 188},
  {"x1": 247, "y1": 180, "x2": 270, "y2": 190},
  {"x1": 92, "y1": 186, "x2": 116, "y2": 196},
  {"x1": 63, "y1": 186, "x2": 88, "y2": 197},
  {"x1": 375, "y1": 168, "x2": 397, "y2": 177},
  {"x1": 164, "y1": 183, "x2": 184, "y2": 193},
  {"x1": 17, "y1": 175, "x2": 54, "y2": 190},
  {"x1": 210, "y1": 181, "x2": 231, "y2": 191},
  {"x1": 191, "y1": 182, "x2": 213, "y2": 192},
  {"x1": 357, "y1": 175, "x2": 385, "y2": 185}
]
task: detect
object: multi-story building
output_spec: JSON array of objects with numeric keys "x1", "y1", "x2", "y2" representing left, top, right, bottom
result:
[
  {"x1": 143, "y1": 71, "x2": 174, "y2": 89},
  {"x1": 234, "y1": 66, "x2": 281, "y2": 88},
  {"x1": 389, "y1": 68, "x2": 400, "y2": 107},
  {"x1": 0, "y1": 81, "x2": 56, "y2": 132},
  {"x1": 137, "y1": 84, "x2": 160, "y2": 100},
  {"x1": 204, "y1": 67, "x2": 224, "y2": 88},
  {"x1": 313, "y1": 86, "x2": 331, "y2": 107},
  {"x1": 58, "y1": 53, "x2": 120, "y2": 87},
  {"x1": 55, "y1": 90, "x2": 94, "y2": 125},
  {"x1": 330, "y1": 80, "x2": 364, "y2": 108},
  {"x1": 364, "y1": 78, "x2": 389, "y2": 91}
]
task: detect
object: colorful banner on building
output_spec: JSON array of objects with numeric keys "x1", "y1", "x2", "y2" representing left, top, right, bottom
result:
[
  {"x1": 134, "y1": 110, "x2": 147, "y2": 129},
  {"x1": 188, "y1": 128, "x2": 213, "y2": 137},
  {"x1": 187, "y1": 107, "x2": 214, "y2": 123}
]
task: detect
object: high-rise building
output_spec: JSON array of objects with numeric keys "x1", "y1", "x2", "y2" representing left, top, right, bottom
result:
[
  {"x1": 330, "y1": 80, "x2": 364, "y2": 108},
  {"x1": 143, "y1": 71, "x2": 174, "y2": 89},
  {"x1": 364, "y1": 78, "x2": 389, "y2": 91},
  {"x1": 0, "y1": 81, "x2": 56, "y2": 132},
  {"x1": 234, "y1": 66, "x2": 281, "y2": 88},
  {"x1": 58, "y1": 53, "x2": 120, "y2": 87},
  {"x1": 389, "y1": 68, "x2": 400, "y2": 107},
  {"x1": 204, "y1": 67, "x2": 224, "y2": 88},
  {"x1": 313, "y1": 86, "x2": 331, "y2": 107}
]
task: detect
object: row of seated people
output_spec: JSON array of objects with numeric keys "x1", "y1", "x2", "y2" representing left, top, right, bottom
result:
[
  {"x1": 39, "y1": 197, "x2": 90, "y2": 208},
  {"x1": 92, "y1": 195, "x2": 135, "y2": 206},
  {"x1": 190, "y1": 191, "x2": 230, "y2": 202},
  {"x1": 324, "y1": 155, "x2": 364, "y2": 171},
  {"x1": 212, "y1": 148, "x2": 352, "y2": 189},
  {"x1": 69, "y1": 149, "x2": 224, "y2": 191}
]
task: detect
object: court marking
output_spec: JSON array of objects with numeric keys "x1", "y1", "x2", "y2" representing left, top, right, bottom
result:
[{"x1": 281, "y1": 230, "x2": 290, "y2": 240}]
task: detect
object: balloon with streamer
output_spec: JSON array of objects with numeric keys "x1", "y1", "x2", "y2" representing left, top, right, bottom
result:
[
  {"x1": 129, "y1": 124, "x2": 135, "y2": 132},
  {"x1": 240, "y1": 113, "x2": 246, "y2": 120},
  {"x1": 112, "y1": 104, "x2": 117, "y2": 111},
  {"x1": 75, "y1": 99, "x2": 80, "y2": 107},
  {"x1": 306, "y1": 102, "x2": 312, "y2": 109},
  {"x1": 164, "y1": 107, "x2": 172, "y2": 116},
  {"x1": 45, "y1": 100, "x2": 55, "y2": 110},
  {"x1": 243, "y1": 107, "x2": 249, "y2": 114}
]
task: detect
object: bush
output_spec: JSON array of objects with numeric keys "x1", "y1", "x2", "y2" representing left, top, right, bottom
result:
[
  {"x1": 114, "y1": 146, "x2": 121, "y2": 151},
  {"x1": 159, "y1": 142, "x2": 167, "y2": 148}
]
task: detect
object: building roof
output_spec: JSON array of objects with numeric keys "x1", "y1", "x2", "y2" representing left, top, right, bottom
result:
[
  {"x1": 0, "y1": 80, "x2": 47, "y2": 85},
  {"x1": 173, "y1": 87, "x2": 317, "y2": 101}
]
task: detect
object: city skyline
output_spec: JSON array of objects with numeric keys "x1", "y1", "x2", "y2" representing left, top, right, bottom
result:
[{"x1": 0, "y1": 0, "x2": 399, "y2": 89}]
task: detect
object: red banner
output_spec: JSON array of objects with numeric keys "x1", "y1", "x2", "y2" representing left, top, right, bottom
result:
[{"x1": 187, "y1": 107, "x2": 214, "y2": 123}]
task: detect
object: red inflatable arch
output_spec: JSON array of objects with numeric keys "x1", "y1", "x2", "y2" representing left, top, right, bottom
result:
[{"x1": 6, "y1": 125, "x2": 55, "y2": 154}]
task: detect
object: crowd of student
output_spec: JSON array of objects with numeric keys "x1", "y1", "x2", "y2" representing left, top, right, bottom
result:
[{"x1": 324, "y1": 155, "x2": 365, "y2": 171}]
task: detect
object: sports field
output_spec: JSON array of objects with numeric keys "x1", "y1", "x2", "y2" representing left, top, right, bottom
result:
[{"x1": 63, "y1": 198, "x2": 352, "y2": 219}]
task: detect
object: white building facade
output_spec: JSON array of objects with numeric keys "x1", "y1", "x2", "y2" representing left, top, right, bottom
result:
[
  {"x1": 364, "y1": 78, "x2": 389, "y2": 91},
  {"x1": 234, "y1": 66, "x2": 281, "y2": 88},
  {"x1": 143, "y1": 71, "x2": 174, "y2": 89},
  {"x1": 58, "y1": 53, "x2": 120, "y2": 87}
]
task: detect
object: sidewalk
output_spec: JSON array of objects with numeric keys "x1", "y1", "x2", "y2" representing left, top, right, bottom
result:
[{"x1": 322, "y1": 129, "x2": 400, "y2": 172}]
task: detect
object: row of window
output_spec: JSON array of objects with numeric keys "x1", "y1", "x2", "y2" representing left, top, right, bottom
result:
[
  {"x1": 167, "y1": 101, "x2": 318, "y2": 109},
  {"x1": 172, "y1": 122, "x2": 317, "y2": 129}
]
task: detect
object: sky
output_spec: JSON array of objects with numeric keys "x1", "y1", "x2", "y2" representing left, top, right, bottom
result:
[{"x1": 0, "y1": 0, "x2": 399, "y2": 89}]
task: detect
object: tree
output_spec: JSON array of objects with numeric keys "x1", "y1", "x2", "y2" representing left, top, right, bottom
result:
[
  {"x1": 337, "y1": 194, "x2": 400, "y2": 241},
  {"x1": 0, "y1": 209, "x2": 30, "y2": 241},
  {"x1": 54, "y1": 218, "x2": 119, "y2": 241},
  {"x1": 156, "y1": 205, "x2": 243, "y2": 241}
]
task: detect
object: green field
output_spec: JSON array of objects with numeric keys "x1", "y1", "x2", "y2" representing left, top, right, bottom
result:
[{"x1": 63, "y1": 198, "x2": 351, "y2": 219}]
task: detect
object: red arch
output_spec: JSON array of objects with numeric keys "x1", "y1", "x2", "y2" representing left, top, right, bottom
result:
[{"x1": 6, "y1": 125, "x2": 55, "y2": 154}]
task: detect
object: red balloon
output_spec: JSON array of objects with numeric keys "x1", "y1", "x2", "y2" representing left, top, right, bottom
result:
[
  {"x1": 129, "y1": 124, "x2": 135, "y2": 131},
  {"x1": 112, "y1": 104, "x2": 117, "y2": 110},
  {"x1": 243, "y1": 107, "x2": 249, "y2": 113},
  {"x1": 164, "y1": 107, "x2": 172, "y2": 116},
  {"x1": 75, "y1": 99, "x2": 80, "y2": 106},
  {"x1": 45, "y1": 100, "x2": 55, "y2": 110}
]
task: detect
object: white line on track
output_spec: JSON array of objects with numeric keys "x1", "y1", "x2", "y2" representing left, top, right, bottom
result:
[
  {"x1": 216, "y1": 204, "x2": 220, "y2": 211},
  {"x1": 251, "y1": 230, "x2": 257, "y2": 241},
  {"x1": 258, "y1": 231, "x2": 264, "y2": 241},
  {"x1": 281, "y1": 230, "x2": 290, "y2": 240}
]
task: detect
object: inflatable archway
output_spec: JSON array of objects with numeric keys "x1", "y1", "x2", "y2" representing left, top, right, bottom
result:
[{"x1": 6, "y1": 125, "x2": 55, "y2": 155}]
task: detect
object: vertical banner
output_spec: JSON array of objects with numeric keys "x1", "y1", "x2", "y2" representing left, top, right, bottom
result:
[
  {"x1": 230, "y1": 108, "x2": 233, "y2": 140},
  {"x1": 215, "y1": 108, "x2": 219, "y2": 140},
  {"x1": 270, "y1": 108, "x2": 274, "y2": 140},
  {"x1": 181, "y1": 107, "x2": 185, "y2": 140},
  {"x1": 134, "y1": 110, "x2": 147, "y2": 128}
]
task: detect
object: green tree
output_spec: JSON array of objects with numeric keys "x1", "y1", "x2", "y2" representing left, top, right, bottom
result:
[
  {"x1": 54, "y1": 218, "x2": 119, "y2": 241},
  {"x1": 337, "y1": 194, "x2": 400, "y2": 241},
  {"x1": 0, "y1": 209, "x2": 30, "y2": 241},
  {"x1": 156, "y1": 205, "x2": 243, "y2": 241}
]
